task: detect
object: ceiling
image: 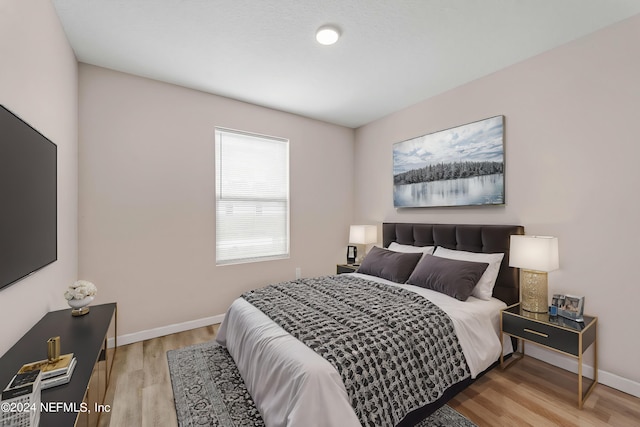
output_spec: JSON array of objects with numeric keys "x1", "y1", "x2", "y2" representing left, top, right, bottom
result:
[{"x1": 52, "y1": 0, "x2": 640, "y2": 128}]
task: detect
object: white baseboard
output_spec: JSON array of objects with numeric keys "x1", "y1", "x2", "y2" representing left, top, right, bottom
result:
[
  {"x1": 107, "y1": 313, "x2": 226, "y2": 348},
  {"x1": 526, "y1": 346, "x2": 640, "y2": 398}
]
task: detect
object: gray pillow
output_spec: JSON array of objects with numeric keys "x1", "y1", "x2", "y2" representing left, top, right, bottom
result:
[
  {"x1": 407, "y1": 254, "x2": 489, "y2": 301},
  {"x1": 357, "y1": 246, "x2": 422, "y2": 283}
]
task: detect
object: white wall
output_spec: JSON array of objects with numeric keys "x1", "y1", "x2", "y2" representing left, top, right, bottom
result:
[
  {"x1": 354, "y1": 14, "x2": 640, "y2": 392},
  {"x1": 78, "y1": 64, "x2": 354, "y2": 338},
  {"x1": 0, "y1": 0, "x2": 78, "y2": 356}
]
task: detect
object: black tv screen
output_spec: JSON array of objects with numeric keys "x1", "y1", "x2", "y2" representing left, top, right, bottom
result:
[{"x1": 0, "y1": 105, "x2": 57, "y2": 291}]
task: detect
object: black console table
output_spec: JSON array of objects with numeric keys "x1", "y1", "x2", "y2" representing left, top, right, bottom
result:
[{"x1": 0, "y1": 303, "x2": 117, "y2": 426}]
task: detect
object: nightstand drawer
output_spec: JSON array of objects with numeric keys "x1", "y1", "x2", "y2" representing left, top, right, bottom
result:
[{"x1": 503, "y1": 313, "x2": 579, "y2": 356}]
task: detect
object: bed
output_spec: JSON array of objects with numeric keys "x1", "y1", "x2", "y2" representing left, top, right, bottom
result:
[{"x1": 216, "y1": 223, "x2": 524, "y2": 427}]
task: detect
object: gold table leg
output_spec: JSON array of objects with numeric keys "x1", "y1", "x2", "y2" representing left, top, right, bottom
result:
[
  {"x1": 501, "y1": 335, "x2": 525, "y2": 370},
  {"x1": 579, "y1": 322, "x2": 598, "y2": 409}
]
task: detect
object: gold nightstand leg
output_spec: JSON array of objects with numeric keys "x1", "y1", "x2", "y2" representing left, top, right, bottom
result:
[
  {"x1": 579, "y1": 334, "x2": 583, "y2": 408},
  {"x1": 501, "y1": 336, "x2": 525, "y2": 370},
  {"x1": 579, "y1": 324, "x2": 598, "y2": 409}
]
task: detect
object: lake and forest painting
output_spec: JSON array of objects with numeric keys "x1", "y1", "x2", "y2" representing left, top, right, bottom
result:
[{"x1": 393, "y1": 116, "x2": 505, "y2": 208}]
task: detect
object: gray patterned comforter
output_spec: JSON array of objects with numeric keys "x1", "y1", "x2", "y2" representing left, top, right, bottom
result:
[{"x1": 242, "y1": 274, "x2": 470, "y2": 427}]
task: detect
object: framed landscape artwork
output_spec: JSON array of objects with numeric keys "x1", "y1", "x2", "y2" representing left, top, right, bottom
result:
[{"x1": 393, "y1": 115, "x2": 505, "y2": 208}]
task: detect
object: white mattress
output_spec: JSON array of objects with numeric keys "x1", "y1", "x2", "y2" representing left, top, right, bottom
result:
[{"x1": 216, "y1": 273, "x2": 512, "y2": 427}]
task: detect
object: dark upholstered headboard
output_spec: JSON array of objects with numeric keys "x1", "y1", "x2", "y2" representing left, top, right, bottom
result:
[{"x1": 383, "y1": 223, "x2": 524, "y2": 305}]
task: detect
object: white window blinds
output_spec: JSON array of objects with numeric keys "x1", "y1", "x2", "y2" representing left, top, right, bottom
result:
[{"x1": 215, "y1": 128, "x2": 289, "y2": 265}]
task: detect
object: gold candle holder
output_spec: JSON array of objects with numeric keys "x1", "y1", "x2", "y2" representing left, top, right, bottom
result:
[{"x1": 47, "y1": 336, "x2": 61, "y2": 363}]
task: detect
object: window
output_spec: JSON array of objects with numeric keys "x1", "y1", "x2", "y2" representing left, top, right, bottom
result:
[{"x1": 215, "y1": 128, "x2": 289, "y2": 265}]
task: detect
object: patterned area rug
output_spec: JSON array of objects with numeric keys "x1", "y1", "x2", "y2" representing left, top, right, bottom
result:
[{"x1": 167, "y1": 341, "x2": 477, "y2": 427}]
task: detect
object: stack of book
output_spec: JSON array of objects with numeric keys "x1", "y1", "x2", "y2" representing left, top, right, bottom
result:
[
  {"x1": 18, "y1": 353, "x2": 77, "y2": 390},
  {"x1": 1, "y1": 369, "x2": 42, "y2": 427}
]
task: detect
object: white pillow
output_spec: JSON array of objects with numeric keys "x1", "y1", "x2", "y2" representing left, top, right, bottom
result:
[
  {"x1": 388, "y1": 242, "x2": 435, "y2": 258},
  {"x1": 433, "y1": 247, "x2": 504, "y2": 300}
]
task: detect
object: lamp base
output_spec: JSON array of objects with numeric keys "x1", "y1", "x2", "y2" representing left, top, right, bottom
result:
[{"x1": 520, "y1": 269, "x2": 548, "y2": 313}]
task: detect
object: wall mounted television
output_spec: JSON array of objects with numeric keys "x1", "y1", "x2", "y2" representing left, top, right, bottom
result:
[{"x1": 0, "y1": 105, "x2": 57, "y2": 291}]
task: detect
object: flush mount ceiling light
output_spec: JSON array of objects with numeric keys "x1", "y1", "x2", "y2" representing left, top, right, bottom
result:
[{"x1": 316, "y1": 25, "x2": 340, "y2": 45}]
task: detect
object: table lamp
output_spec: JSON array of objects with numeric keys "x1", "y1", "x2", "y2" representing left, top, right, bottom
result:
[{"x1": 509, "y1": 235, "x2": 559, "y2": 313}]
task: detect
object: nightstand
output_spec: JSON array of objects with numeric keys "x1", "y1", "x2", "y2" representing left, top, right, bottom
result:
[
  {"x1": 500, "y1": 303, "x2": 597, "y2": 408},
  {"x1": 336, "y1": 264, "x2": 358, "y2": 274}
]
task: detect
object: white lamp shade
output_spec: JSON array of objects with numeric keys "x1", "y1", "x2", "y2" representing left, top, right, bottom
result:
[
  {"x1": 509, "y1": 235, "x2": 559, "y2": 272},
  {"x1": 349, "y1": 225, "x2": 377, "y2": 245}
]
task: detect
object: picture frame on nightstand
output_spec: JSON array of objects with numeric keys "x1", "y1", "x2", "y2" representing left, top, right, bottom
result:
[{"x1": 552, "y1": 294, "x2": 585, "y2": 322}]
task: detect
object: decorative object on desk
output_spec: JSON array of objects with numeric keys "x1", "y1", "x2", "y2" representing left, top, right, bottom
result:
[
  {"x1": 19, "y1": 353, "x2": 74, "y2": 379},
  {"x1": 47, "y1": 336, "x2": 61, "y2": 363},
  {"x1": 552, "y1": 294, "x2": 585, "y2": 322},
  {"x1": 40, "y1": 357, "x2": 77, "y2": 390},
  {"x1": 18, "y1": 352, "x2": 77, "y2": 390},
  {"x1": 509, "y1": 235, "x2": 559, "y2": 313},
  {"x1": 64, "y1": 280, "x2": 97, "y2": 316},
  {"x1": 1, "y1": 370, "x2": 42, "y2": 427},
  {"x1": 392, "y1": 115, "x2": 504, "y2": 208},
  {"x1": 67, "y1": 296, "x2": 94, "y2": 316},
  {"x1": 348, "y1": 225, "x2": 377, "y2": 264}
]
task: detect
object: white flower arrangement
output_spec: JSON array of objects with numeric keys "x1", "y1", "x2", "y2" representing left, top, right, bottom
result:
[{"x1": 64, "y1": 280, "x2": 97, "y2": 301}]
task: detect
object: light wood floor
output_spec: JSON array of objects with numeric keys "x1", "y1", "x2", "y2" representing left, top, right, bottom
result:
[
  {"x1": 98, "y1": 324, "x2": 219, "y2": 427},
  {"x1": 100, "y1": 325, "x2": 640, "y2": 427},
  {"x1": 449, "y1": 357, "x2": 640, "y2": 427}
]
